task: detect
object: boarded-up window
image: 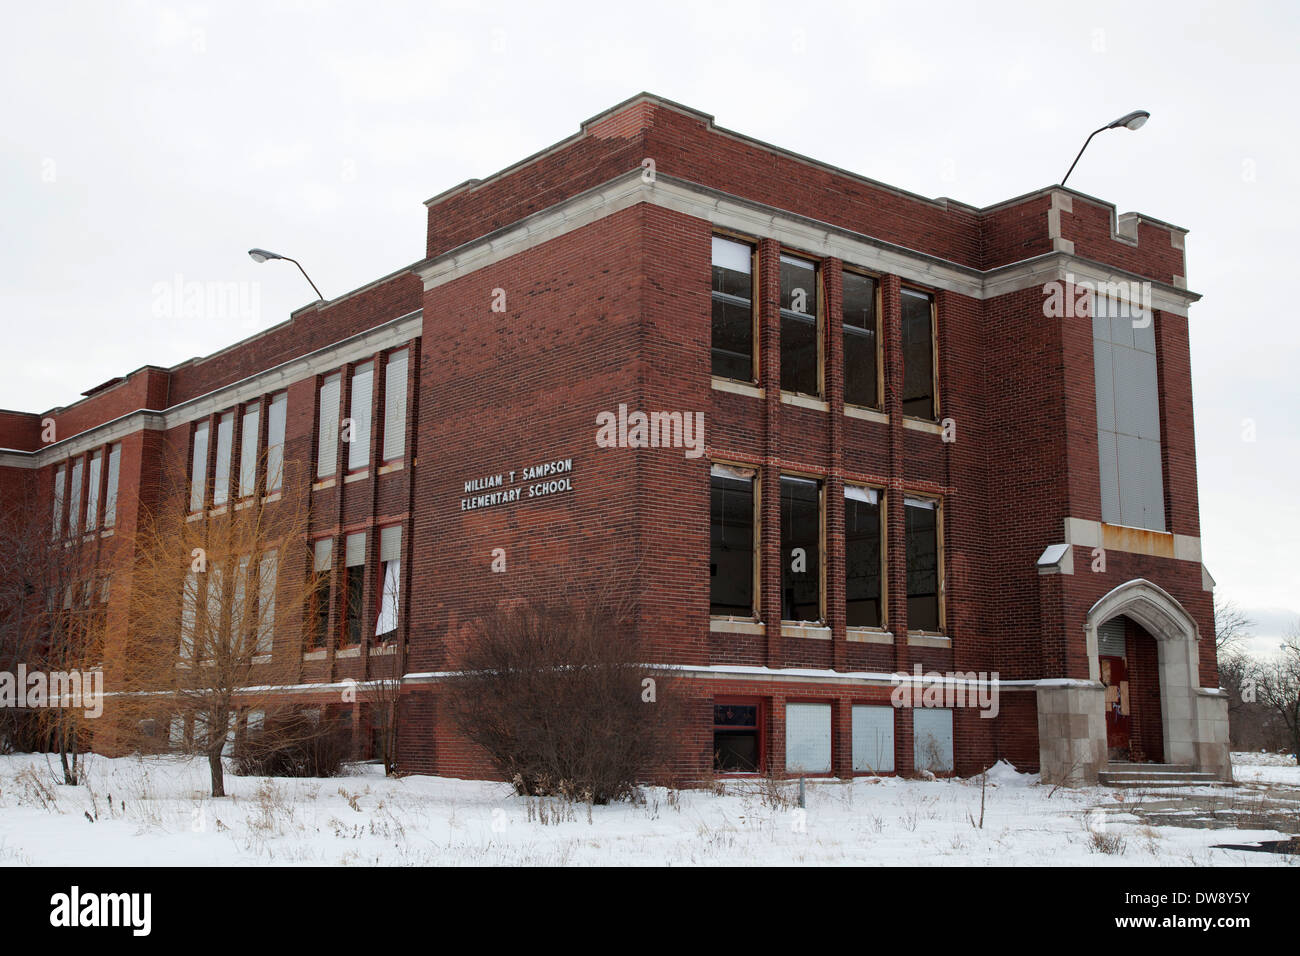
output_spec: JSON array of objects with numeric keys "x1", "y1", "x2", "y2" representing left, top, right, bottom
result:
[
  {"x1": 1097, "y1": 617, "x2": 1127, "y2": 657},
  {"x1": 84, "y1": 449, "x2": 103, "y2": 531},
  {"x1": 905, "y1": 496, "x2": 940, "y2": 631},
  {"x1": 382, "y1": 350, "x2": 408, "y2": 462},
  {"x1": 348, "y1": 361, "x2": 374, "y2": 472},
  {"x1": 901, "y1": 288, "x2": 936, "y2": 419},
  {"x1": 785, "y1": 702, "x2": 832, "y2": 774},
  {"x1": 52, "y1": 465, "x2": 66, "y2": 538},
  {"x1": 103, "y1": 444, "x2": 121, "y2": 528},
  {"x1": 1093, "y1": 295, "x2": 1164, "y2": 530},
  {"x1": 781, "y1": 476, "x2": 821, "y2": 622},
  {"x1": 239, "y1": 403, "x2": 260, "y2": 499},
  {"x1": 852, "y1": 705, "x2": 895, "y2": 773},
  {"x1": 845, "y1": 485, "x2": 882, "y2": 628},
  {"x1": 266, "y1": 391, "x2": 287, "y2": 492},
  {"x1": 710, "y1": 464, "x2": 755, "y2": 617},
  {"x1": 842, "y1": 270, "x2": 879, "y2": 408},
  {"x1": 711, "y1": 237, "x2": 754, "y2": 382},
  {"x1": 213, "y1": 411, "x2": 234, "y2": 506},
  {"x1": 68, "y1": 457, "x2": 84, "y2": 535},
  {"x1": 780, "y1": 254, "x2": 819, "y2": 396},
  {"x1": 189, "y1": 421, "x2": 209, "y2": 513},
  {"x1": 316, "y1": 373, "x2": 341, "y2": 479},
  {"x1": 914, "y1": 707, "x2": 954, "y2": 773}
]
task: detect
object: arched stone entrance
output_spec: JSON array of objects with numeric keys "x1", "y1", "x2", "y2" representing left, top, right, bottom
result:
[{"x1": 1038, "y1": 578, "x2": 1231, "y2": 785}]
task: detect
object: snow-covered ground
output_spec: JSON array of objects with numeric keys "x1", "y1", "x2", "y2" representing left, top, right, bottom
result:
[
  {"x1": 0, "y1": 753, "x2": 1295, "y2": 866},
  {"x1": 1230, "y1": 750, "x2": 1300, "y2": 787}
]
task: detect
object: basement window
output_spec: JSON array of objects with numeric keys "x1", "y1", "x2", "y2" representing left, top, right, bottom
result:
[
  {"x1": 713, "y1": 700, "x2": 762, "y2": 773},
  {"x1": 845, "y1": 485, "x2": 883, "y2": 628},
  {"x1": 781, "y1": 475, "x2": 822, "y2": 623},
  {"x1": 913, "y1": 707, "x2": 954, "y2": 774},
  {"x1": 780, "y1": 254, "x2": 820, "y2": 396},
  {"x1": 710, "y1": 464, "x2": 756, "y2": 617},
  {"x1": 842, "y1": 269, "x2": 880, "y2": 408},
  {"x1": 852, "y1": 705, "x2": 895, "y2": 773},
  {"x1": 905, "y1": 496, "x2": 941, "y2": 632},
  {"x1": 711, "y1": 236, "x2": 755, "y2": 382},
  {"x1": 785, "y1": 702, "x2": 832, "y2": 774},
  {"x1": 901, "y1": 288, "x2": 936, "y2": 419}
]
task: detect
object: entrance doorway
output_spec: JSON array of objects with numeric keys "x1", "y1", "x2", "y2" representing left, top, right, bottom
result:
[{"x1": 1098, "y1": 618, "x2": 1131, "y2": 758}]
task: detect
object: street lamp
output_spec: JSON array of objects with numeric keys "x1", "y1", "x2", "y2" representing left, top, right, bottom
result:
[
  {"x1": 247, "y1": 248, "x2": 325, "y2": 301},
  {"x1": 1060, "y1": 110, "x2": 1151, "y2": 187}
]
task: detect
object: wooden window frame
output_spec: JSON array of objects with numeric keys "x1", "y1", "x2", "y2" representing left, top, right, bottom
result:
[
  {"x1": 842, "y1": 265, "x2": 884, "y2": 411},
  {"x1": 903, "y1": 493, "x2": 945, "y2": 635},
  {"x1": 709, "y1": 460, "x2": 762, "y2": 622},
  {"x1": 710, "y1": 229, "x2": 760, "y2": 387},
  {"x1": 779, "y1": 470, "x2": 826, "y2": 625},
  {"x1": 777, "y1": 248, "x2": 824, "y2": 400},
  {"x1": 844, "y1": 482, "x2": 888, "y2": 632},
  {"x1": 900, "y1": 284, "x2": 940, "y2": 422}
]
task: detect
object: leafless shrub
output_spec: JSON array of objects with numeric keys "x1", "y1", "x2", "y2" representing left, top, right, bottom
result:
[
  {"x1": 232, "y1": 709, "x2": 350, "y2": 778},
  {"x1": 442, "y1": 596, "x2": 685, "y2": 805}
]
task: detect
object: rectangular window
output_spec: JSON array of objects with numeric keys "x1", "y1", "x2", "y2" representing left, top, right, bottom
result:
[
  {"x1": 257, "y1": 550, "x2": 277, "y2": 656},
  {"x1": 103, "y1": 444, "x2": 120, "y2": 528},
  {"x1": 68, "y1": 457, "x2": 84, "y2": 536},
  {"x1": 309, "y1": 539, "x2": 333, "y2": 650},
  {"x1": 779, "y1": 254, "x2": 820, "y2": 396},
  {"x1": 905, "y1": 496, "x2": 941, "y2": 632},
  {"x1": 913, "y1": 707, "x2": 954, "y2": 774},
  {"x1": 213, "y1": 411, "x2": 234, "y2": 507},
  {"x1": 375, "y1": 525, "x2": 401, "y2": 642},
  {"x1": 189, "y1": 421, "x2": 210, "y2": 513},
  {"x1": 845, "y1": 485, "x2": 883, "y2": 628},
  {"x1": 901, "y1": 288, "x2": 936, "y2": 419},
  {"x1": 52, "y1": 464, "x2": 66, "y2": 538},
  {"x1": 232, "y1": 555, "x2": 251, "y2": 652},
  {"x1": 266, "y1": 391, "x2": 287, "y2": 492},
  {"x1": 780, "y1": 475, "x2": 822, "y2": 623},
  {"x1": 382, "y1": 350, "x2": 408, "y2": 463},
  {"x1": 842, "y1": 270, "x2": 880, "y2": 408},
  {"x1": 317, "y1": 373, "x2": 342, "y2": 479},
  {"x1": 711, "y1": 236, "x2": 755, "y2": 382},
  {"x1": 852, "y1": 705, "x2": 895, "y2": 773},
  {"x1": 204, "y1": 561, "x2": 224, "y2": 662},
  {"x1": 238, "y1": 403, "x2": 260, "y2": 499},
  {"x1": 348, "y1": 361, "x2": 374, "y2": 472},
  {"x1": 709, "y1": 464, "x2": 756, "y2": 617},
  {"x1": 1093, "y1": 295, "x2": 1164, "y2": 530},
  {"x1": 84, "y1": 449, "x2": 103, "y2": 531},
  {"x1": 713, "y1": 700, "x2": 761, "y2": 773},
  {"x1": 785, "y1": 702, "x2": 832, "y2": 774},
  {"x1": 342, "y1": 531, "x2": 366, "y2": 646},
  {"x1": 180, "y1": 570, "x2": 200, "y2": 659}
]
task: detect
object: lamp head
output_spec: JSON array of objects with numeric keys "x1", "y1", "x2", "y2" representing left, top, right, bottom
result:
[
  {"x1": 247, "y1": 248, "x2": 282, "y2": 263},
  {"x1": 1109, "y1": 110, "x2": 1150, "y2": 131}
]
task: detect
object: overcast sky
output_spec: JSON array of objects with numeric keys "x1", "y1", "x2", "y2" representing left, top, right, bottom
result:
[{"x1": 1, "y1": 0, "x2": 1296, "y2": 654}]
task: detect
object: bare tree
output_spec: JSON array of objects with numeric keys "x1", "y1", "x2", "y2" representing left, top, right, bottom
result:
[
  {"x1": 1253, "y1": 628, "x2": 1300, "y2": 760},
  {"x1": 114, "y1": 455, "x2": 320, "y2": 797},
  {"x1": 1214, "y1": 599, "x2": 1254, "y2": 653},
  {"x1": 442, "y1": 595, "x2": 684, "y2": 804}
]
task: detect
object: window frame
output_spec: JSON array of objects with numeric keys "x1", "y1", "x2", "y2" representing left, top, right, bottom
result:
[
  {"x1": 381, "y1": 348, "x2": 409, "y2": 464},
  {"x1": 373, "y1": 523, "x2": 402, "y2": 644},
  {"x1": 899, "y1": 284, "x2": 940, "y2": 422},
  {"x1": 844, "y1": 482, "x2": 888, "y2": 632},
  {"x1": 712, "y1": 696, "x2": 766, "y2": 776},
  {"x1": 189, "y1": 420, "x2": 210, "y2": 514},
  {"x1": 779, "y1": 471, "x2": 826, "y2": 625},
  {"x1": 347, "y1": 360, "x2": 375, "y2": 474},
  {"x1": 841, "y1": 265, "x2": 884, "y2": 411},
  {"x1": 708, "y1": 460, "x2": 761, "y2": 621},
  {"x1": 903, "y1": 493, "x2": 945, "y2": 635},
  {"x1": 784, "y1": 699, "x2": 835, "y2": 777},
  {"x1": 710, "y1": 231, "x2": 760, "y2": 386},
  {"x1": 340, "y1": 531, "x2": 366, "y2": 648},
  {"x1": 777, "y1": 249, "x2": 824, "y2": 399}
]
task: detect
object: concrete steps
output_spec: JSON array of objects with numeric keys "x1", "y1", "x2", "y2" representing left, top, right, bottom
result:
[{"x1": 1099, "y1": 763, "x2": 1223, "y2": 788}]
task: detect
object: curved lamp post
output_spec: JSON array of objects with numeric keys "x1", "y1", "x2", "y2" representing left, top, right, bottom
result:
[
  {"x1": 248, "y1": 248, "x2": 325, "y2": 301},
  {"x1": 1060, "y1": 110, "x2": 1150, "y2": 187}
]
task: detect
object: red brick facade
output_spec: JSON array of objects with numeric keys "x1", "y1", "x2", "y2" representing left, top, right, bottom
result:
[{"x1": 0, "y1": 94, "x2": 1225, "y2": 783}]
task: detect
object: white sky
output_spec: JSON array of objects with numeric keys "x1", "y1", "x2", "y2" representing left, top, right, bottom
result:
[{"x1": 2, "y1": 0, "x2": 1296, "y2": 652}]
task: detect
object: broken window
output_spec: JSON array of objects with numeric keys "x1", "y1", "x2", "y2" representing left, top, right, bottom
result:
[
  {"x1": 710, "y1": 464, "x2": 756, "y2": 617},
  {"x1": 341, "y1": 532, "x2": 366, "y2": 646},
  {"x1": 905, "y1": 496, "x2": 940, "y2": 631},
  {"x1": 781, "y1": 475, "x2": 822, "y2": 622},
  {"x1": 901, "y1": 288, "x2": 936, "y2": 419},
  {"x1": 845, "y1": 485, "x2": 883, "y2": 628},
  {"x1": 711, "y1": 236, "x2": 755, "y2": 381},
  {"x1": 375, "y1": 525, "x2": 401, "y2": 642},
  {"x1": 309, "y1": 538, "x2": 332, "y2": 650},
  {"x1": 842, "y1": 270, "x2": 879, "y2": 408},
  {"x1": 1093, "y1": 295, "x2": 1165, "y2": 530},
  {"x1": 780, "y1": 254, "x2": 820, "y2": 396},
  {"x1": 713, "y1": 700, "x2": 761, "y2": 773}
]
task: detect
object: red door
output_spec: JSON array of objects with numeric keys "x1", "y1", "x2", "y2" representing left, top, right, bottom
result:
[{"x1": 1100, "y1": 656, "x2": 1131, "y2": 754}]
